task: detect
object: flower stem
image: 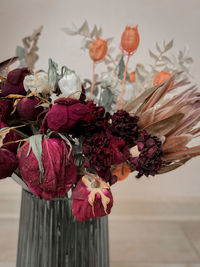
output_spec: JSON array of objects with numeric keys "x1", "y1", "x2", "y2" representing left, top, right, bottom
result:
[
  {"x1": 89, "y1": 62, "x2": 96, "y2": 100},
  {"x1": 117, "y1": 54, "x2": 131, "y2": 110}
]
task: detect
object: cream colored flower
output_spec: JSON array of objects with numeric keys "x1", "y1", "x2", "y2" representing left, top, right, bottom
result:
[
  {"x1": 58, "y1": 70, "x2": 81, "y2": 97},
  {"x1": 23, "y1": 71, "x2": 52, "y2": 95}
]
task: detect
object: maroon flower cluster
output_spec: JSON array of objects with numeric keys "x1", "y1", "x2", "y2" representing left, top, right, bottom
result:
[
  {"x1": 0, "y1": 66, "x2": 166, "y2": 222},
  {"x1": 110, "y1": 110, "x2": 139, "y2": 146},
  {"x1": 83, "y1": 131, "x2": 129, "y2": 185},
  {"x1": 131, "y1": 130, "x2": 163, "y2": 178}
]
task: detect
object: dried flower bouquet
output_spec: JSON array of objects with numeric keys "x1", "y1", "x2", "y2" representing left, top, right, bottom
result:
[{"x1": 0, "y1": 22, "x2": 200, "y2": 222}]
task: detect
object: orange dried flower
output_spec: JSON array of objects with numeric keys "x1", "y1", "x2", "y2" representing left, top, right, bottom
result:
[
  {"x1": 121, "y1": 26, "x2": 140, "y2": 54},
  {"x1": 153, "y1": 70, "x2": 174, "y2": 87},
  {"x1": 89, "y1": 38, "x2": 108, "y2": 62},
  {"x1": 112, "y1": 162, "x2": 131, "y2": 181},
  {"x1": 129, "y1": 72, "x2": 136, "y2": 83}
]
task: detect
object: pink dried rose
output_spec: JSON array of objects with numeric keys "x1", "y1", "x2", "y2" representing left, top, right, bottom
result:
[
  {"x1": 0, "y1": 99, "x2": 13, "y2": 121},
  {"x1": 42, "y1": 98, "x2": 92, "y2": 133},
  {"x1": 0, "y1": 148, "x2": 18, "y2": 179},
  {"x1": 17, "y1": 137, "x2": 77, "y2": 200},
  {"x1": 16, "y1": 97, "x2": 43, "y2": 121},
  {"x1": 0, "y1": 121, "x2": 21, "y2": 154},
  {"x1": 72, "y1": 174, "x2": 113, "y2": 222},
  {"x1": 1, "y1": 68, "x2": 30, "y2": 96}
]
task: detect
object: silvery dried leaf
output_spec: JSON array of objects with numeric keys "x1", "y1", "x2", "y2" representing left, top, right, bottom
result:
[
  {"x1": 78, "y1": 20, "x2": 89, "y2": 37},
  {"x1": 101, "y1": 88, "x2": 114, "y2": 112},
  {"x1": 162, "y1": 56, "x2": 172, "y2": 64},
  {"x1": 16, "y1": 46, "x2": 26, "y2": 68},
  {"x1": 149, "y1": 50, "x2": 159, "y2": 61},
  {"x1": 97, "y1": 27, "x2": 102, "y2": 37},
  {"x1": 156, "y1": 42, "x2": 162, "y2": 53},
  {"x1": 27, "y1": 134, "x2": 44, "y2": 183},
  {"x1": 118, "y1": 56, "x2": 125, "y2": 80},
  {"x1": 90, "y1": 25, "x2": 98, "y2": 38},
  {"x1": 164, "y1": 40, "x2": 173, "y2": 52},
  {"x1": 48, "y1": 58, "x2": 58, "y2": 90}
]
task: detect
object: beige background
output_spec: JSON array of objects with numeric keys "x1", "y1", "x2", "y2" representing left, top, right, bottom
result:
[{"x1": 1, "y1": 0, "x2": 200, "y2": 266}]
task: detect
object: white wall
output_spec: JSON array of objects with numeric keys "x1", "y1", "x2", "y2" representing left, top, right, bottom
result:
[{"x1": 1, "y1": 0, "x2": 200, "y2": 202}]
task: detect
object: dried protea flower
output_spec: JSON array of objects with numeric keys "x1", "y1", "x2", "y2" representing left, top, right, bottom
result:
[
  {"x1": 89, "y1": 38, "x2": 108, "y2": 62},
  {"x1": 1, "y1": 68, "x2": 30, "y2": 96},
  {"x1": 121, "y1": 26, "x2": 140, "y2": 54},
  {"x1": 72, "y1": 173, "x2": 113, "y2": 222},
  {"x1": 124, "y1": 72, "x2": 200, "y2": 174},
  {"x1": 0, "y1": 148, "x2": 18, "y2": 179},
  {"x1": 17, "y1": 137, "x2": 77, "y2": 200},
  {"x1": 16, "y1": 97, "x2": 43, "y2": 121}
]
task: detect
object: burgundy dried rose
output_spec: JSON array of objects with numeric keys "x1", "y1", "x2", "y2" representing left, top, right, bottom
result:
[
  {"x1": 0, "y1": 99, "x2": 13, "y2": 121},
  {"x1": 0, "y1": 121, "x2": 21, "y2": 153},
  {"x1": 83, "y1": 131, "x2": 129, "y2": 185},
  {"x1": 1, "y1": 68, "x2": 30, "y2": 96},
  {"x1": 42, "y1": 98, "x2": 92, "y2": 133},
  {"x1": 17, "y1": 137, "x2": 77, "y2": 200},
  {"x1": 111, "y1": 110, "x2": 139, "y2": 147},
  {"x1": 16, "y1": 97, "x2": 43, "y2": 121},
  {"x1": 0, "y1": 148, "x2": 18, "y2": 179},
  {"x1": 72, "y1": 174, "x2": 113, "y2": 222}
]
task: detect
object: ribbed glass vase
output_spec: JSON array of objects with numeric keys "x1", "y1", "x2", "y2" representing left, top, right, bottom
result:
[{"x1": 16, "y1": 189, "x2": 110, "y2": 267}]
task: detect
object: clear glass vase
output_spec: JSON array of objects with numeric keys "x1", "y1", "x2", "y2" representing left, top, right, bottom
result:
[{"x1": 16, "y1": 189, "x2": 110, "y2": 267}]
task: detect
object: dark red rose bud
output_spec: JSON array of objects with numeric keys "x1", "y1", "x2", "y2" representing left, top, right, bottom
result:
[
  {"x1": 72, "y1": 174, "x2": 113, "y2": 222},
  {"x1": 1, "y1": 68, "x2": 30, "y2": 96},
  {"x1": 42, "y1": 97, "x2": 91, "y2": 133},
  {"x1": 0, "y1": 148, "x2": 18, "y2": 179},
  {"x1": 16, "y1": 97, "x2": 43, "y2": 121},
  {"x1": 0, "y1": 99, "x2": 13, "y2": 121},
  {"x1": 0, "y1": 121, "x2": 21, "y2": 153},
  {"x1": 17, "y1": 138, "x2": 77, "y2": 200}
]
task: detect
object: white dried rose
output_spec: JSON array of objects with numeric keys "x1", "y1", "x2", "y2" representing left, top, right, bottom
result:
[
  {"x1": 23, "y1": 72, "x2": 52, "y2": 95},
  {"x1": 58, "y1": 70, "x2": 81, "y2": 97}
]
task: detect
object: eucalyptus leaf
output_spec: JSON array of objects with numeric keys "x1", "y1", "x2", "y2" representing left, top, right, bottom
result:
[
  {"x1": 101, "y1": 88, "x2": 114, "y2": 112},
  {"x1": 78, "y1": 20, "x2": 89, "y2": 37},
  {"x1": 164, "y1": 40, "x2": 173, "y2": 52},
  {"x1": 156, "y1": 42, "x2": 162, "y2": 53},
  {"x1": 90, "y1": 25, "x2": 98, "y2": 38},
  {"x1": 27, "y1": 134, "x2": 44, "y2": 183},
  {"x1": 57, "y1": 133, "x2": 72, "y2": 161},
  {"x1": 48, "y1": 58, "x2": 58, "y2": 90},
  {"x1": 118, "y1": 56, "x2": 125, "y2": 80},
  {"x1": 16, "y1": 46, "x2": 26, "y2": 68},
  {"x1": 149, "y1": 50, "x2": 158, "y2": 61}
]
